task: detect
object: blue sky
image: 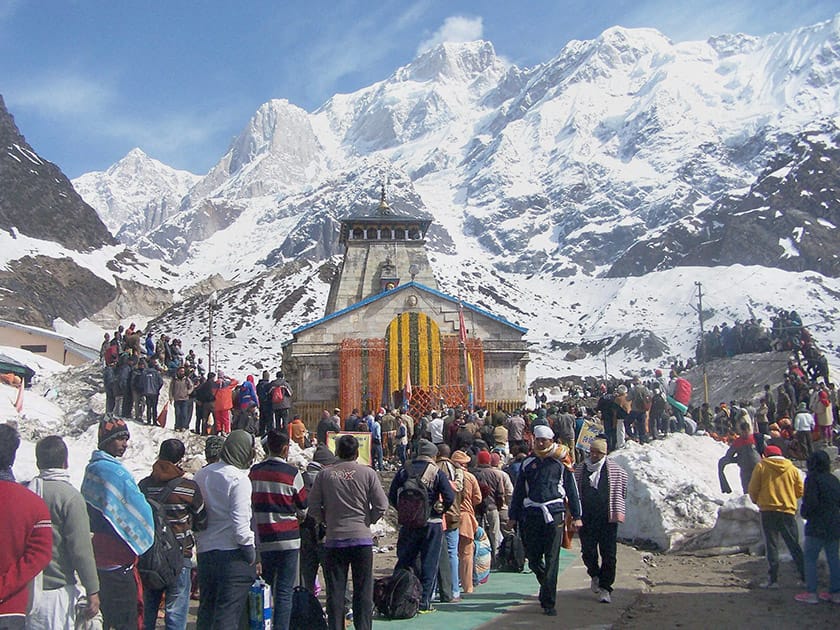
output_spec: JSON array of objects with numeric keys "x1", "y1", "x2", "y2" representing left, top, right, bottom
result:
[{"x1": 1, "y1": 0, "x2": 837, "y2": 178}]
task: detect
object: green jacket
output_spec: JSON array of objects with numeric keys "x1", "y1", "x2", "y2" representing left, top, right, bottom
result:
[{"x1": 30, "y1": 471, "x2": 100, "y2": 594}]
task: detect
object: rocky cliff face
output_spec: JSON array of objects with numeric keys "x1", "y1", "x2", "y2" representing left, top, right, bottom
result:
[
  {"x1": 608, "y1": 128, "x2": 840, "y2": 277},
  {"x1": 0, "y1": 95, "x2": 116, "y2": 252}
]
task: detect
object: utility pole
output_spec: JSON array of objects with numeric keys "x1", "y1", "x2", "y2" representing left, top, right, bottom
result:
[
  {"x1": 695, "y1": 282, "x2": 709, "y2": 405},
  {"x1": 603, "y1": 347, "x2": 608, "y2": 381}
]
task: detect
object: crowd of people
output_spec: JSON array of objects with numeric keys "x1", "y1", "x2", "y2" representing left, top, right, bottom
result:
[{"x1": 1, "y1": 320, "x2": 837, "y2": 629}]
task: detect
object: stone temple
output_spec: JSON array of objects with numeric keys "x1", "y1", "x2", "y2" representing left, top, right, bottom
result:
[{"x1": 281, "y1": 189, "x2": 529, "y2": 421}]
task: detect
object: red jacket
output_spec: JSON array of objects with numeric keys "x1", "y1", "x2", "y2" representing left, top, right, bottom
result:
[{"x1": 0, "y1": 480, "x2": 53, "y2": 619}]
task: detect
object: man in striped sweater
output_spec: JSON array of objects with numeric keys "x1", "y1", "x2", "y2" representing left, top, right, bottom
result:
[
  {"x1": 250, "y1": 430, "x2": 308, "y2": 630},
  {"x1": 0, "y1": 424, "x2": 53, "y2": 630},
  {"x1": 139, "y1": 439, "x2": 207, "y2": 630},
  {"x1": 573, "y1": 437, "x2": 628, "y2": 604}
]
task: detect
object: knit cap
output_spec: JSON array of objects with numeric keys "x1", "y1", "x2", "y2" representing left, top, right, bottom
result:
[{"x1": 98, "y1": 418, "x2": 130, "y2": 449}]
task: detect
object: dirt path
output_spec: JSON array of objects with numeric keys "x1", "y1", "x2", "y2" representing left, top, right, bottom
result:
[{"x1": 616, "y1": 551, "x2": 837, "y2": 630}]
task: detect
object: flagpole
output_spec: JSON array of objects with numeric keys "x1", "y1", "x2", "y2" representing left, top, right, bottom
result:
[{"x1": 458, "y1": 298, "x2": 473, "y2": 412}]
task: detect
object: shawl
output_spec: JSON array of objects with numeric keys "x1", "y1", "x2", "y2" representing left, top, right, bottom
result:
[{"x1": 81, "y1": 450, "x2": 154, "y2": 556}]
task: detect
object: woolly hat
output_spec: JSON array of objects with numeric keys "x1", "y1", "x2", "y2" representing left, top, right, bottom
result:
[
  {"x1": 490, "y1": 452, "x2": 501, "y2": 467},
  {"x1": 533, "y1": 425, "x2": 554, "y2": 440},
  {"x1": 477, "y1": 450, "x2": 491, "y2": 465},
  {"x1": 204, "y1": 435, "x2": 225, "y2": 461},
  {"x1": 451, "y1": 450, "x2": 471, "y2": 465},
  {"x1": 312, "y1": 444, "x2": 338, "y2": 466},
  {"x1": 764, "y1": 445, "x2": 783, "y2": 457},
  {"x1": 416, "y1": 439, "x2": 438, "y2": 459},
  {"x1": 220, "y1": 430, "x2": 255, "y2": 469},
  {"x1": 98, "y1": 418, "x2": 130, "y2": 449},
  {"x1": 590, "y1": 438, "x2": 608, "y2": 454}
]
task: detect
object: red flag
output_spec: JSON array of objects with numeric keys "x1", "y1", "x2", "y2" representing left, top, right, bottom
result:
[
  {"x1": 156, "y1": 402, "x2": 169, "y2": 427},
  {"x1": 458, "y1": 302, "x2": 468, "y2": 345},
  {"x1": 14, "y1": 378, "x2": 23, "y2": 413}
]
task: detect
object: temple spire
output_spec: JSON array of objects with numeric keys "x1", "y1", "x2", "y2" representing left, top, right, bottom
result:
[{"x1": 378, "y1": 178, "x2": 392, "y2": 215}]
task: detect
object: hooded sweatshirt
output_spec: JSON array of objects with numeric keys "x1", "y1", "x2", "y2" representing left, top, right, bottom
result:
[{"x1": 748, "y1": 455, "x2": 804, "y2": 514}]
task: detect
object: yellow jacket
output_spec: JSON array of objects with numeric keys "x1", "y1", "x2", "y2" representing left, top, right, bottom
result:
[{"x1": 748, "y1": 456, "x2": 804, "y2": 514}]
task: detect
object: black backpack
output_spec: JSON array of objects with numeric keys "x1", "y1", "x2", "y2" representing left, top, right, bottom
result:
[
  {"x1": 138, "y1": 479, "x2": 184, "y2": 591},
  {"x1": 373, "y1": 568, "x2": 422, "y2": 619},
  {"x1": 498, "y1": 530, "x2": 526, "y2": 572},
  {"x1": 396, "y1": 464, "x2": 433, "y2": 528},
  {"x1": 290, "y1": 585, "x2": 327, "y2": 630}
]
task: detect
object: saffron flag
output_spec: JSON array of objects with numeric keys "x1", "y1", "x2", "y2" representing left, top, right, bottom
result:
[
  {"x1": 156, "y1": 402, "x2": 169, "y2": 427},
  {"x1": 466, "y1": 353, "x2": 474, "y2": 387},
  {"x1": 14, "y1": 378, "x2": 23, "y2": 413},
  {"x1": 458, "y1": 302, "x2": 468, "y2": 345}
]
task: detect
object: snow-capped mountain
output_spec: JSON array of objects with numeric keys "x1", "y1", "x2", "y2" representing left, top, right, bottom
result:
[
  {"x1": 6, "y1": 15, "x2": 840, "y2": 379},
  {"x1": 72, "y1": 148, "x2": 200, "y2": 243}
]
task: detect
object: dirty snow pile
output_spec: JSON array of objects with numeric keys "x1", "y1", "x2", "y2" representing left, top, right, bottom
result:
[{"x1": 611, "y1": 433, "x2": 754, "y2": 551}]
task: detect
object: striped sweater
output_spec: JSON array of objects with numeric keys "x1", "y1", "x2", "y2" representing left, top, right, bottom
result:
[
  {"x1": 573, "y1": 459, "x2": 628, "y2": 524},
  {"x1": 250, "y1": 456, "x2": 308, "y2": 551},
  {"x1": 139, "y1": 460, "x2": 208, "y2": 558}
]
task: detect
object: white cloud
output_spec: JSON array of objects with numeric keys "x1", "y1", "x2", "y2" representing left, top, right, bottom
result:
[
  {"x1": 8, "y1": 74, "x2": 114, "y2": 117},
  {"x1": 416, "y1": 15, "x2": 484, "y2": 55}
]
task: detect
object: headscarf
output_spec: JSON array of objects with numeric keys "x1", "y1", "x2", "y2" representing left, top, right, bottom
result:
[{"x1": 220, "y1": 430, "x2": 255, "y2": 469}]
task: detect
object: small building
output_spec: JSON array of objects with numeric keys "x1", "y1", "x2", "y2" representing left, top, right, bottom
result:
[
  {"x1": 0, "y1": 319, "x2": 98, "y2": 366},
  {"x1": 282, "y1": 188, "x2": 529, "y2": 421}
]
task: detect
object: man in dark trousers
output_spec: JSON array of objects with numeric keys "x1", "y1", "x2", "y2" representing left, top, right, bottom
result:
[
  {"x1": 388, "y1": 439, "x2": 455, "y2": 613},
  {"x1": 509, "y1": 424, "x2": 582, "y2": 616},
  {"x1": 573, "y1": 437, "x2": 627, "y2": 604},
  {"x1": 269, "y1": 371, "x2": 293, "y2": 432}
]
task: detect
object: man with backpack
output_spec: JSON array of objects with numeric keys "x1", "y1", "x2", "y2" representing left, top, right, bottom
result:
[
  {"x1": 138, "y1": 439, "x2": 207, "y2": 630},
  {"x1": 388, "y1": 439, "x2": 455, "y2": 613},
  {"x1": 309, "y1": 435, "x2": 388, "y2": 630},
  {"x1": 139, "y1": 359, "x2": 164, "y2": 426},
  {"x1": 269, "y1": 371, "x2": 293, "y2": 432}
]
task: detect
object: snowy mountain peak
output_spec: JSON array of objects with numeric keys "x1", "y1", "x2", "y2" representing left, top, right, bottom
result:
[
  {"x1": 396, "y1": 40, "x2": 504, "y2": 83},
  {"x1": 73, "y1": 149, "x2": 199, "y2": 239}
]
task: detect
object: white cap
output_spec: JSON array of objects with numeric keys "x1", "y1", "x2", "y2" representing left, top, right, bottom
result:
[{"x1": 533, "y1": 425, "x2": 554, "y2": 440}]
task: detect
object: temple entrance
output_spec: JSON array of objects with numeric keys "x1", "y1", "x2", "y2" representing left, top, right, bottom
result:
[{"x1": 337, "y1": 312, "x2": 485, "y2": 417}]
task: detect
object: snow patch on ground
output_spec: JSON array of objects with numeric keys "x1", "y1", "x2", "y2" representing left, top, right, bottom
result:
[{"x1": 612, "y1": 433, "x2": 744, "y2": 550}]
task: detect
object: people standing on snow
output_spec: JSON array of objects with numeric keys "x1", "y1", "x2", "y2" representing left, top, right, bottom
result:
[
  {"x1": 169, "y1": 366, "x2": 195, "y2": 432},
  {"x1": 256, "y1": 370, "x2": 273, "y2": 436},
  {"x1": 269, "y1": 371, "x2": 293, "y2": 432},
  {"x1": 748, "y1": 444, "x2": 805, "y2": 588},
  {"x1": 718, "y1": 421, "x2": 760, "y2": 494},
  {"x1": 192, "y1": 373, "x2": 217, "y2": 435},
  {"x1": 81, "y1": 418, "x2": 155, "y2": 630},
  {"x1": 793, "y1": 401, "x2": 816, "y2": 458},
  {"x1": 139, "y1": 359, "x2": 164, "y2": 426}
]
